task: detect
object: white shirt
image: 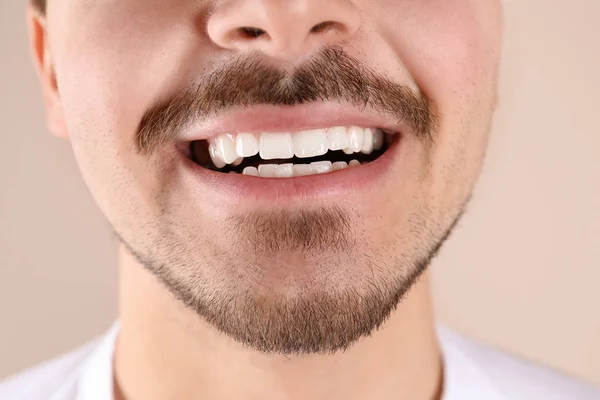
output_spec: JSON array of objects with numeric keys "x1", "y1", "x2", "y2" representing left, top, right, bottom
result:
[{"x1": 1, "y1": 324, "x2": 598, "y2": 400}]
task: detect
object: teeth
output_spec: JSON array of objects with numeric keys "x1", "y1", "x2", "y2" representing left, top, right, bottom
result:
[
  {"x1": 361, "y1": 128, "x2": 374, "y2": 154},
  {"x1": 258, "y1": 164, "x2": 277, "y2": 177},
  {"x1": 209, "y1": 143, "x2": 227, "y2": 169},
  {"x1": 347, "y1": 126, "x2": 364, "y2": 153},
  {"x1": 232, "y1": 157, "x2": 244, "y2": 166},
  {"x1": 239, "y1": 161, "x2": 351, "y2": 178},
  {"x1": 372, "y1": 129, "x2": 384, "y2": 151},
  {"x1": 349, "y1": 159, "x2": 360, "y2": 167},
  {"x1": 236, "y1": 133, "x2": 259, "y2": 157},
  {"x1": 326, "y1": 126, "x2": 349, "y2": 151},
  {"x1": 259, "y1": 132, "x2": 293, "y2": 160},
  {"x1": 294, "y1": 129, "x2": 328, "y2": 158},
  {"x1": 311, "y1": 161, "x2": 333, "y2": 174},
  {"x1": 294, "y1": 164, "x2": 313, "y2": 177},
  {"x1": 207, "y1": 127, "x2": 387, "y2": 170},
  {"x1": 215, "y1": 134, "x2": 238, "y2": 164},
  {"x1": 242, "y1": 166, "x2": 258, "y2": 176},
  {"x1": 275, "y1": 163, "x2": 294, "y2": 178},
  {"x1": 332, "y1": 161, "x2": 348, "y2": 171}
]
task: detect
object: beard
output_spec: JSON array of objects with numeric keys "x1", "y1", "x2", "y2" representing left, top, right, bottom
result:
[
  {"x1": 118, "y1": 203, "x2": 464, "y2": 355},
  {"x1": 113, "y1": 45, "x2": 452, "y2": 355}
]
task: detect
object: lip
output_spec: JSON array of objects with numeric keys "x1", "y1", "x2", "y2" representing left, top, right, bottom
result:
[
  {"x1": 178, "y1": 132, "x2": 403, "y2": 204},
  {"x1": 174, "y1": 102, "x2": 408, "y2": 203},
  {"x1": 177, "y1": 102, "x2": 406, "y2": 142}
]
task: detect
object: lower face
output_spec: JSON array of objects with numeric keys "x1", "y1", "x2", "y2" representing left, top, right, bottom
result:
[{"x1": 48, "y1": 0, "x2": 502, "y2": 354}]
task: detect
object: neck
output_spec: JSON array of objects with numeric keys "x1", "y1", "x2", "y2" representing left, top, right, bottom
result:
[{"x1": 114, "y1": 246, "x2": 443, "y2": 400}]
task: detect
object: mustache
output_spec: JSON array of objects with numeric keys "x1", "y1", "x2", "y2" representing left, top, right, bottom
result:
[{"x1": 136, "y1": 46, "x2": 437, "y2": 155}]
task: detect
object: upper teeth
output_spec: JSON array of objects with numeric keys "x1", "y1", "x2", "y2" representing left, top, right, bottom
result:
[{"x1": 208, "y1": 126, "x2": 385, "y2": 167}]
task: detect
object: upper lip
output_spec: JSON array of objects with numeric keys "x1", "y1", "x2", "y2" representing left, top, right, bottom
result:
[{"x1": 176, "y1": 102, "x2": 404, "y2": 142}]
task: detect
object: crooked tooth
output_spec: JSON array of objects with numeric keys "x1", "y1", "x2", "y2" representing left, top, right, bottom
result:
[
  {"x1": 326, "y1": 126, "x2": 349, "y2": 151},
  {"x1": 215, "y1": 134, "x2": 238, "y2": 164},
  {"x1": 232, "y1": 157, "x2": 243, "y2": 166},
  {"x1": 258, "y1": 164, "x2": 277, "y2": 177},
  {"x1": 259, "y1": 132, "x2": 293, "y2": 160},
  {"x1": 294, "y1": 164, "x2": 313, "y2": 177},
  {"x1": 236, "y1": 133, "x2": 259, "y2": 157},
  {"x1": 311, "y1": 161, "x2": 333, "y2": 174},
  {"x1": 348, "y1": 126, "x2": 364, "y2": 153},
  {"x1": 349, "y1": 159, "x2": 360, "y2": 167},
  {"x1": 209, "y1": 142, "x2": 226, "y2": 169},
  {"x1": 294, "y1": 129, "x2": 328, "y2": 158},
  {"x1": 332, "y1": 161, "x2": 348, "y2": 171},
  {"x1": 361, "y1": 128, "x2": 374, "y2": 154},
  {"x1": 242, "y1": 166, "x2": 258, "y2": 176},
  {"x1": 275, "y1": 163, "x2": 294, "y2": 178},
  {"x1": 373, "y1": 129, "x2": 384, "y2": 150}
]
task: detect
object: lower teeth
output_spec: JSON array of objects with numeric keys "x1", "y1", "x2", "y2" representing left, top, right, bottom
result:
[{"x1": 238, "y1": 160, "x2": 362, "y2": 178}]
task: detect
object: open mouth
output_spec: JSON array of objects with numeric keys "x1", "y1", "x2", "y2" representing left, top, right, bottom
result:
[{"x1": 189, "y1": 126, "x2": 396, "y2": 178}]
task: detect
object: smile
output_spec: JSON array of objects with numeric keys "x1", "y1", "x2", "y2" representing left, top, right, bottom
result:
[
  {"x1": 190, "y1": 126, "x2": 396, "y2": 178},
  {"x1": 173, "y1": 104, "x2": 408, "y2": 201}
]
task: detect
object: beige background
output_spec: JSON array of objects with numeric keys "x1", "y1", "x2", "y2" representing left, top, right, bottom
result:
[{"x1": 1, "y1": 0, "x2": 599, "y2": 386}]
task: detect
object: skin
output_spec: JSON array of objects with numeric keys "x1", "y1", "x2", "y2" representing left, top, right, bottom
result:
[{"x1": 28, "y1": 0, "x2": 502, "y2": 399}]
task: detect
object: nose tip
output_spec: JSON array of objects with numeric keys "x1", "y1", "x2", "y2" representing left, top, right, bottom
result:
[{"x1": 206, "y1": 0, "x2": 361, "y2": 60}]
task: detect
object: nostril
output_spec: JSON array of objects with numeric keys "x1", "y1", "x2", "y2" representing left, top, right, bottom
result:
[
  {"x1": 239, "y1": 26, "x2": 268, "y2": 39},
  {"x1": 207, "y1": 3, "x2": 361, "y2": 53}
]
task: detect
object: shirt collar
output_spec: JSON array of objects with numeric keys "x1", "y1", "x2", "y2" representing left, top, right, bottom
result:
[
  {"x1": 437, "y1": 326, "x2": 506, "y2": 400},
  {"x1": 77, "y1": 322, "x2": 120, "y2": 400},
  {"x1": 75, "y1": 323, "x2": 505, "y2": 400}
]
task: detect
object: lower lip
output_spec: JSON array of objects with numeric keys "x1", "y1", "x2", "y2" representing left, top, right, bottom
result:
[{"x1": 178, "y1": 135, "x2": 403, "y2": 203}]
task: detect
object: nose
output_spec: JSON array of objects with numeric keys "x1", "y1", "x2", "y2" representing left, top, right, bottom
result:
[{"x1": 206, "y1": 0, "x2": 361, "y2": 61}]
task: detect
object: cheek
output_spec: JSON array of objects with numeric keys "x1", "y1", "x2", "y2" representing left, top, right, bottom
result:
[
  {"x1": 50, "y1": 0, "x2": 199, "y2": 153},
  {"x1": 48, "y1": 1, "x2": 202, "y2": 204},
  {"x1": 376, "y1": 0, "x2": 501, "y2": 107},
  {"x1": 375, "y1": 0, "x2": 502, "y2": 206}
]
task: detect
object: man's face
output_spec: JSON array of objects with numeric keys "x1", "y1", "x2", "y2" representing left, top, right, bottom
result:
[{"x1": 37, "y1": 0, "x2": 502, "y2": 354}]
